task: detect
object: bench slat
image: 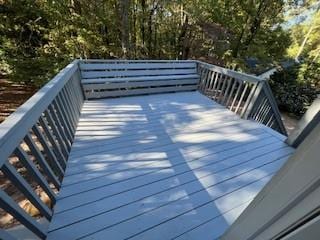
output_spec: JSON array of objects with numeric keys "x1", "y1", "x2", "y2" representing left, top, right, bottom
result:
[
  {"x1": 80, "y1": 62, "x2": 196, "y2": 71},
  {"x1": 81, "y1": 68, "x2": 197, "y2": 79},
  {"x1": 86, "y1": 85, "x2": 197, "y2": 99},
  {"x1": 83, "y1": 79, "x2": 198, "y2": 91},
  {"x1": 81, "y1": 74, "x2": 199, "y2": 84}
]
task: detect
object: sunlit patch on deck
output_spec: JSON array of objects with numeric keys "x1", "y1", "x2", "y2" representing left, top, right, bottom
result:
[{"x1": 45, "y1": 92, "x2": 294, "y2": 240}]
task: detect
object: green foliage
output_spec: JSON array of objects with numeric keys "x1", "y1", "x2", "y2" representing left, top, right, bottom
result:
[
  {"x1": 286, "y1": 1, "x2": 320, "y2": 61},
  {"x1": 0, "y1": 0, "x2": 292, "y2": 86},
  {"x1": 0, "y1": 0, "x2": 68, "y2": 85},
  {"x1": 269, "y1": 62, "x2": 318, "y2": 116},
  {"x1": 298, "y1": 61, "x2": 320, "y2": 88}
]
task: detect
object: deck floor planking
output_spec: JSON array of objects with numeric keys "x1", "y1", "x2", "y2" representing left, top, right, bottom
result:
[{"x1": 47, "y1": 92, "x2": 294, "y2": 240}]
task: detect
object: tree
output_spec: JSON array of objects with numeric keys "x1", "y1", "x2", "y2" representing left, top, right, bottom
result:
[
  {"x1": 286, "y1": 0, "x2": 320, "y2": 62},
  {"x1": 0, "y1": 0, "x2": 292, "y2": 86}
]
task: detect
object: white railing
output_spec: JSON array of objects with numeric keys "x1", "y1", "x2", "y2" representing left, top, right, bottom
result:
[
  {"x1": 0, "y1": 60, "x2": 83, "y2": 239},
  {"x1": 197, "y1": 61, "x2": 287, "y2": 135},
  {"x1": 0, "y1": 59, "x2": 287, "y2": 239}
]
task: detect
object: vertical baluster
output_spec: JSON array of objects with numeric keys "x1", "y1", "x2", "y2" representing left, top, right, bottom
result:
[
  {"x1": 202, "y1": 70, "x2": 209, "y2": 95},
  {"x1": 259, "y1": 102, "x2": 272, "y2": 123},
  {"x1": 264, "y1": 108, "x2": 274, "y2": 125},
  {"x1": 14, "y1": 146, "x2": 56, "y2": 203},
  {"x1": 269, "y1": 118, "x2": 277, "y2": 130},
  {"x1": 265, "y1": 114, "x2": 274, "y2": 127},
  {"x1": 68, "y1": 77, "x2": 80, "y2": 111},
  {"x1": 240, "y1": 82, "x2": 259, "y2": 118},
  {"x1": 44, "y1": 110, "x2": 69, "y2": 158},
  {"x1": 217, "y1": 74, "x2": 228, "y2": 103},
  {"x1": 230, "y1": 81, "x2": 242, "y2": 111},
  {"x1": 65, "y1": 82, "x2": 79, "y2": 118},
  {"x1": 67, "y1": 80, "x2": 81, "y2": 116},
  {"x1": 211, "y1": 72, "x2": 220, "y2": 99},
  {"x1": 235, "y1": 82, "x2": 249, "y2": 114},
  {"x1": 48, "y1": 104, "x2": 71, "y2": 151},
  {"x1": 196, "y1": 65, "x2": 202, "y2": 89},
  {"x1": 225, "y1": 79, "x2": 237, "y2": 109},
  {"x1": 1, "y1": 162, "x2": 52, "y2": 220},
  {"x1": 208, "y1": 71, "x2": 216, "y2": 90},
  {"x1": 71, "y1": 74, "x2": 83, "y2": 109},
  {"x1": 57, "y1": 93, "x2": 76, "y2": 134},
  {"x1": 221, "y1": 76, "x2": 233, "y2": 105},
  {"x1": 38, "y1": 117, "x2": 67, "y2": 169},
  {"x1": 200, "y1": 69, "x2": 208, "y2": 92},
  {"x1": 246, "y1": 83, "x2": 265, "y2": 120},
  {"x1": 53, "y1": 99, "x2": 73, "y2": 143},
  {"x1": 0, "y1": 190, "x2": 47, "y2": 239},
  {"x1": 253, "y1": 97, "x2": 267, "y2": 121},
  {"x1": 199, "y1": 68, "x2": 208, "y2": 92},
  {"x1": 213, "y1": 73, "x2": 223, "y2": 100},
  {"x1": 61, "y1": 87, "x2": 77, "y2": 129},
  {"x1": 206, "y1": 71, "x2": 215, "y2": 97},
  {"x1": 203, "y1": 71, "x2": 212, "y2": 93},
  {"x1": 62, "y1": 87, "x2": 78, "y2": 126},
  {"x1": 24, "y1": 134, "x2": 61, "y2": 189},
  {"x1": 75, "y1": 69, "x2": 85, "y2": 101},
  {"x1": 32, "y1": 125, "x2": 64, "y2": 179}
]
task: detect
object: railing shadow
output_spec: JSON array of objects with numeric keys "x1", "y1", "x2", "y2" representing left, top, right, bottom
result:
[{"x1": 45, "y1": 92, "x2": 289, "y2": 239}]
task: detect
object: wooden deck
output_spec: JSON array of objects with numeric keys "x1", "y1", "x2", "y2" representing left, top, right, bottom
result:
[{"x1": 46, "y1": 91, "x2": 294, "y2": 240}]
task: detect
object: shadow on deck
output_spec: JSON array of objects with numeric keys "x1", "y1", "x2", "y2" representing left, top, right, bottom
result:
[{"x1": 46, "y1": 92, "x2": 294, "y2": 240}]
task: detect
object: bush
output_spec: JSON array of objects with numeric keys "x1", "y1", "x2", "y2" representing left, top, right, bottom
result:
[{"x1": 269, "y1": 63, "x2": 318, "y2": 117}]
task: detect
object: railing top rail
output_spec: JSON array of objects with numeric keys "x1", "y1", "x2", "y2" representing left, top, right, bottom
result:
[
  {"x1": 197, "y1": 60, "x2": 265, "y2": 83},
  {"x1": 80, "y1": 59, "x2": 197, "y2": 63},
  {"x1": 0, "y1": 60, "x2": 79, "y2": 167}
]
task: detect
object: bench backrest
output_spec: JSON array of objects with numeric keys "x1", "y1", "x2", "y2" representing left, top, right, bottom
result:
[{"x1": 79, "y1": 60, "x2": 199, "y2": 99}]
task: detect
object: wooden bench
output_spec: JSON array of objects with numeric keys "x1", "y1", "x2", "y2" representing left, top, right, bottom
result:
[{"x1": 80, "y1": 60, "x2": 199, "y2": 99}]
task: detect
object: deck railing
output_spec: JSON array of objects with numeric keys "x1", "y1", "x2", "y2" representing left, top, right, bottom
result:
[
  {"x1": 0, "y1": 60, "x2": 83, "y2": 239},
  {"x1": 0, "y1": 59, "x2": 287, "y2": 239},
  {"x1": 197, "y1": 61, "x2": 287, "y2": 135}
]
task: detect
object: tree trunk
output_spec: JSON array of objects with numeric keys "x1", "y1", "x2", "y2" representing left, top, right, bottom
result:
[
  {"x1": 119, "y1": 0, "x2": 130, "y2": 58},
  {"x1": 148, "y1": 9, "x2": 153, "y2": 57},
  {"x1": 295, "y1": 23, "x2": 317, "y2": 62},
  {"x1": 177, "y1": 13, "x2": 189, "y2": 60},
  {"x1": 313, "y1": 47, "x2": 320, "y2": 62},
  {"x1": 232, "y1": 14, "x2": 249, "y2": 58},
  {"x1": 140, "y1": 0, "x2": 146, "y2": 50},
  {"x1": 295, "y1": 6, "x2": 319, "y2": 62},
  {"x1": 241, "y1": 0, "x2": 267, "y2": 51},
  {"x1": 132, "y1": 0, "x2": 137, "y2": 58}
]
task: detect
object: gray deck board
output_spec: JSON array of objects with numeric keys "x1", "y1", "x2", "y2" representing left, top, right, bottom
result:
[{"x1": 47, "y1": 92, "x2": 294, "y2": 240}]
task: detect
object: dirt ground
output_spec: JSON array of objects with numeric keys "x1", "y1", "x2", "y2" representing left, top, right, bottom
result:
[
  {"x1": 0, "y1": 79, "x2": 38, "y2": 123},
  {"x1": 0, "y1": 79, "x2": 42, "y2": 229},
  {"x1": 281, "y1": 111, "x2": 300, "y2": 136}
]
